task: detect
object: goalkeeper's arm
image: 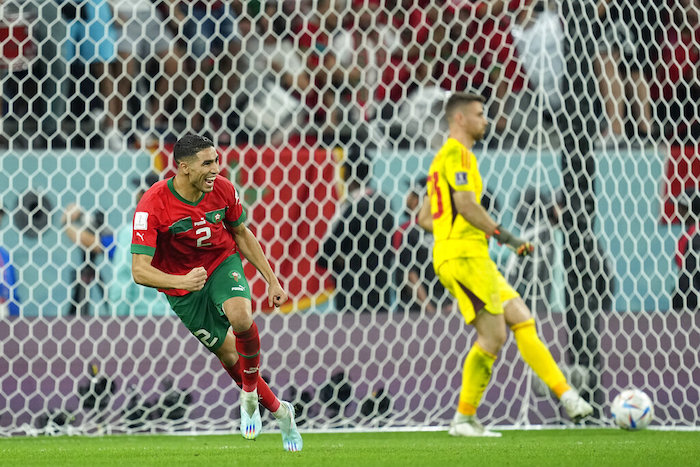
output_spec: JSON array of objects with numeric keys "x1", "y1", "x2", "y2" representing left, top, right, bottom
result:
[
  {"x1": 417, "y1": 196, "x2": 433, "y2": 232},
  {"x1": 453, "y1": 191, "x2": 533, "y2": 256}
]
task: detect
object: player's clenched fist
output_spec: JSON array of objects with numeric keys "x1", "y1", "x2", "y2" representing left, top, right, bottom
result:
[
  {"x1": 268, "y1": 282, "x2": 288, "y2": 308},
  {"x1": 182, "y1": 267, "x2": 208, "y2": 291}
]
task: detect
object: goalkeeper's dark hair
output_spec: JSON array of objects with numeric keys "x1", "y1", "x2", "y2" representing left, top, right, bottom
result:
[
  {"x1": 444, "y1": 92, "x2": 486, "y2": 122},
  {"x1": 173, "y1": 134, "x2": 215, "y2": 163}
]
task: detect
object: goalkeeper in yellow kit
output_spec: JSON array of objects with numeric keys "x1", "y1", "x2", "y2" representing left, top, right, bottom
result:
[{"x1": 417, "y1": 93, "x2": 592, "y2": 437}]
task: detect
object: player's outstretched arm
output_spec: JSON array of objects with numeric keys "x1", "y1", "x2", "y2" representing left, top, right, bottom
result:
[
  {"x1": 230, "y1": 223, "x2": 288, "y2": 307},
  {"x1": 132, "y1": 254, "x2": 207, "y2": 291}
]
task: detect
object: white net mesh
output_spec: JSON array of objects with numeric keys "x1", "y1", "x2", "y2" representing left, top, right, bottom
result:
[{"x1": 1, "y1": 0, "x2": 699, "y2": 435}]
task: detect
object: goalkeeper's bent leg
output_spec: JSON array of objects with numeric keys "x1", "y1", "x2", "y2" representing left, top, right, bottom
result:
[
  {"x1": 457, "y1": 342, "x2": 497, "y2": 416},
  {"x1": 511, "y1": 318, "x2": 570, "y2": 398}
]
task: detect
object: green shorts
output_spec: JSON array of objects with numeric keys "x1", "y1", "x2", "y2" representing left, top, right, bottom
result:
[{"x1": 166, "y1": 253, "x2": 251, "y2": 352}]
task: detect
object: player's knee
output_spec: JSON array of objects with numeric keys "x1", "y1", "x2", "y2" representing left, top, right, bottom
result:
[
  {"x1": 223, "y1": 298, "x2": 253, "y2": 331},
  {"x1": 479, "y1": 328, "x2": 507, "y2": 354},
  {"x1": 504, "y1": 297, "x2": 533, "y2": 325}
]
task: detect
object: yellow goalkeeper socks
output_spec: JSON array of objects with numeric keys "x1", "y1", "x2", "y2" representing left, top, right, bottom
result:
[
  {"x1": 511, "y1": 318, "x2": 570, "y2": 398},
  {"x1": 457, "y1": 342, "x2": 497, "y2": 416}
]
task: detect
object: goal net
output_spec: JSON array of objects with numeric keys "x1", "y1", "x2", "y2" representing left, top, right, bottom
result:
[{"x1": 1, "y1": 0, "x2": 698, "y2": 435}]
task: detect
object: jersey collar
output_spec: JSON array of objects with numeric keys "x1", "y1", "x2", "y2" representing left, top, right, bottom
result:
[{"x1": 168, "y1": 177, "x2": 205, "y2": 206}]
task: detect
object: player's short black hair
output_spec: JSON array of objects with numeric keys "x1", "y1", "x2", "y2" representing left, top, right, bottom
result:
[
  {"x1": 444, "y1": 92, "x2": 486, "y2": 122},
  {"x1": 173, "y1": 134, "x2": 215, "y2": 163}
]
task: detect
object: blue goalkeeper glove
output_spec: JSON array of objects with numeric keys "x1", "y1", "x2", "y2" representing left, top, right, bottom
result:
[{"x1": 493, "y1": 225, "x2": 534, "y2": 256}]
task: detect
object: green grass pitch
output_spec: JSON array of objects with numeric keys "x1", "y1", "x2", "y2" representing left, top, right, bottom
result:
[{"x1": 2, "y1": 429, "x2": 699, "y2": 467}]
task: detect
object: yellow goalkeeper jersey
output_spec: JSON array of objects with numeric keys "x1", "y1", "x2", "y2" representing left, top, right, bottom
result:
[{"x1": 427, "y1": 137, "x2": 490, "y2": 269}]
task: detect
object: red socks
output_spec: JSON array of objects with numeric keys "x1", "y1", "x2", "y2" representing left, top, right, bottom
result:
[
  {"x1": 228, "y1": 322, "x2": 282, "y2": 412},
  {"x1": 221, "y1": 361, "x2": 281, "y2": 413},
  {"x1": 233, "y1": 322, "x2": 261, "y2": 392}
]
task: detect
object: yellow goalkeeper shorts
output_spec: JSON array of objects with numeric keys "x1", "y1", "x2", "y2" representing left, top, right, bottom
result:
[{"x1": 437, "y1": 257, "x2": 519, "y2": 324}]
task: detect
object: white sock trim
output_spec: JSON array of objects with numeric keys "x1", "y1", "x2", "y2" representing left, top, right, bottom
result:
[{"x1": 273, "y1": 401, "x2": 289, "y2": 420}]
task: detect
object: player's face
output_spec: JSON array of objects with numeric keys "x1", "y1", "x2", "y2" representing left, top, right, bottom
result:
[
  {"x1": 187, "y1": 147, "x2": 220, "y2": 193},
  {"x1": 461, "y1": 102, "x2": 488, "y2": 141}
]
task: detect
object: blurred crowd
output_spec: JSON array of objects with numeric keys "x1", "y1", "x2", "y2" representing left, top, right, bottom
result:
[{"x1": 0, "y1": 0, "x2": 697, "y2": 150}]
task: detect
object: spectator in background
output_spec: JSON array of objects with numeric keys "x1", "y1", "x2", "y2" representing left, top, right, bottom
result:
[
  {"x1": 511, "y1": 1, "x2": 564, "y2": 117},
  {"x1": 292, "y1": 0, "x2": 345, "y2": 141},
  {"x1": 373, "y1": 2, "x2": 452, "y2": 149},
  {"x1": 672, "y1": 187, "x2": 700, "y2": 311},
  {"x1": 594, "y1": 0, "x2": 657, "y2": 146},
  {"x1": 0, "y1": 200, "x2": 20, "y2": 317},
  {"x1": 237, "y1": 1, "x2": 311, "y2": 145},
  {"x1": 318, "y1": 158, "x2": 394, "y2": 313},
  {"x1": 108, "y1": 171, "x2": 170, "y2": 316},
  {"x1": 435, "y1": 1, "x2": 529, "y2": 134},
  {"x1": 374, "y1": 0, "x2": 440, "y2": 123},
  {"x1": 0, "y1": 0, "x2": 38, "y2": 128},
  {"x1": 330, "y1": 0, "x2": 396, "y2": 126},
  {"x1": 110, "y1": 0, "x2": 185, "y2": 142},
  {"x1": 62, "y1": 0, "x2": 122, "y2": 150},
  {"x1": 393, "y1": 177, "x2": 449, "y2": 314},
  {"x1": 164, "y1": 1, "x2": 243, "y2": 137},
  {"x1": 652, "y1": 0, "x2": 699, "y2": 146},
  {"x1": 61, "y1": 203, "x2": 116, "y2": 316}
]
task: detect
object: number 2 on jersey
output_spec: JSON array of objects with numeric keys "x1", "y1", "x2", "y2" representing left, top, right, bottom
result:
[
  {"x1": 196, "y1": 227, "x2": 212, "y2": 247},
  {"x1": 428, "y1": 171, "x2": 444, "y2": 219}
]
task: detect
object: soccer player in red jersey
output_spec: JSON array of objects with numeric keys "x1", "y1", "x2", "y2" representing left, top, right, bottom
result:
[{"x1": 131, "y1": 134, "x2": 302, "y2": 451}]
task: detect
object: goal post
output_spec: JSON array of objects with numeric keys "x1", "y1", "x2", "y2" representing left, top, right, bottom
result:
[{"x1": 1, "y1": 1, "x2": 699, "y2": 435}]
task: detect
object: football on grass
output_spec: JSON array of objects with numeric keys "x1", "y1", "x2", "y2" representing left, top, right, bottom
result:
[{"x1": 610, "y1": 388, "x2": 654, "y2": 430}]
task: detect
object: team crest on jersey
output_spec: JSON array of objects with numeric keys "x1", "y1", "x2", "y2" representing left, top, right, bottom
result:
[
  {"x1": 455, "y1": 172, "x2": 468, "y2": 186},
  {"x1": 215, "y1": 213, "x2": 221, "y2": 222},
  {"x1": 230, "y1": 271, "x2": 240, "y2": 282}
]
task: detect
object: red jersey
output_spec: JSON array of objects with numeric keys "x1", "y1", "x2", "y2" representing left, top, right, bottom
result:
[{"x1": 131, "y1": 175, "x2": 246, "y2": 296}]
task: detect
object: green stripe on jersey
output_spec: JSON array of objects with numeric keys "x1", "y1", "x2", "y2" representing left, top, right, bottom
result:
[
  {"x1": 169, "y1": 217, "x2": 193, "y2": 234},
  {"x1": 131, "y1": 244, "x2": 155, "y2": 256},
  {"x1": 225, "y1": 209, "x2": 247, "y2": 228}
]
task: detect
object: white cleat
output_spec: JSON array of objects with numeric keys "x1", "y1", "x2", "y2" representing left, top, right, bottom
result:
[
  {"x1": 278, "y1": 401, "x2": 303, "y2": 452},
  {"x1": 240, "y1": 389, "x2": 262, "y2": 440},
  {"x1": 561, "y1": 389, "x2": 593, "y2": 423},
  {"x1": 448, "y1": 416, "x2": 502, "y2": 438}
]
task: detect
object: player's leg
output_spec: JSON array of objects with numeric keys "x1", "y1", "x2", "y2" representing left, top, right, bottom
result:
[
  {"x1": 447, "y1": 309, "x2": 504, "y2": 437},
  {"x1": 214, "y1": 255, "x2": 302, "y2": 450},
  {"x1": 459, "y1": 309, "x2": 506, "y2": 416},
  {"x1": 215, "y1": 328, "x2": 302, "y2": 443},
  {"x1": 504, "y1": 297, "x2": 592, "y2": 422},
  {"x1": 213, "y1": 320, "x2": 262, "y2": 439},
  {"x1": 219, "y1": 275, "x2": 271, "y2": 439},
  {"x1": 165, "y1": 284, "x2": 263, "y2": 438},
  {"x1": 439, "y1": 259, "x2": 502, "y2": 437},
  {"x1": 220, "y1": 297, "x2": 301, "y2": 450},
  {"x1": 214, "y1": 329, "x2": 282, "y2": 410}
]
